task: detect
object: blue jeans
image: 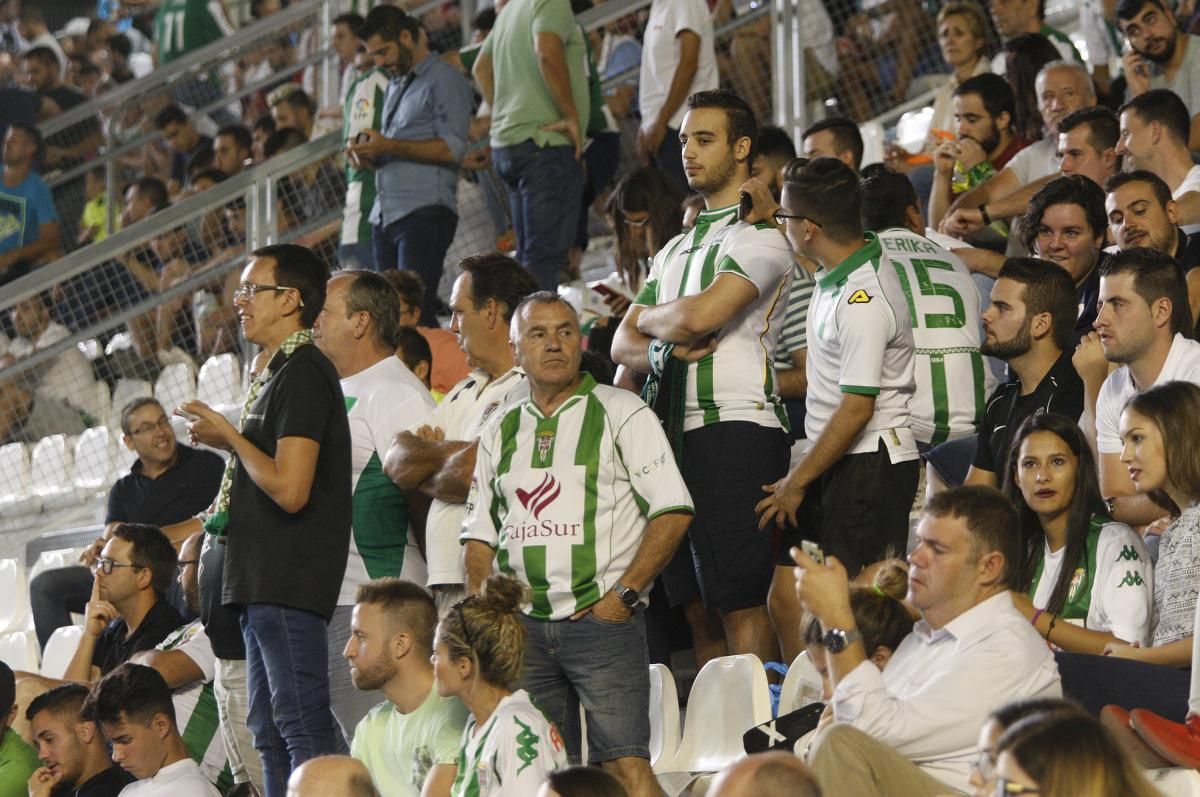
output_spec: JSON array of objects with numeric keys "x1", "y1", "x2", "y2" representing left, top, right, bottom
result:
[
  {"x1": 372, "y1": 204, "x2": 458, "y2": 327},
  {"x1": 492, "y1": 140, "x2": 583, "y2": 290},
  {"x1": 241, "y1": 604, "x2": 338, "y2": 797},
  {"x1": 519, "y1": 611, "x2": 651, "y2": 764},
  {"x1": 654, "y1": 126, "x2": 687, "y2": 196},
  {"x1": 336, "y1": 241, "x2": 376, "y2": 270}
]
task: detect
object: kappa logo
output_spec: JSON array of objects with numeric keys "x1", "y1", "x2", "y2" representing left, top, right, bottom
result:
[
  {"x1": 1118, "y1": 571, "x2": 1145, "y2": 588},
  {"x1": 514, "y1": 716, "x2": 541, "y2": 774},
  {"x1": 515, "y1": 473, "x2": 562, "y2": 520},
  {"x1": 1116, "y1": 545, "x2": 1141, "y2": 562},
  {"x1": 848, "y1": 289, "x2": 872, "y2": 304}
]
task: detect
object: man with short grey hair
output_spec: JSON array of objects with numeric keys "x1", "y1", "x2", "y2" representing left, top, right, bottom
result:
[{"x1": 313, "y1": 269, "x2": 435, "y2": 745}]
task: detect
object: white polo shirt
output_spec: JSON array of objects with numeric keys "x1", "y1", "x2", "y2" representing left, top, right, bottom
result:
[
  {"x1": 638, "y1": 0, "x2": 719, "y2": 131},
  {"x1": 877, "y1": 228, "x2": 991, "y2": 445},
  {"x1": 419, "y1": 368, "x2": 528, "y2": 587},
  {"x1": 1095, "y1": 333, "x2": 1200, "y2": 454},
  {"x1": 804, "y1": 233, "x2": 918, "y2": 461}
]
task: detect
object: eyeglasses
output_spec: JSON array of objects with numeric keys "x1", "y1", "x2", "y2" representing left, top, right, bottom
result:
[
  {"x1": 128, "y1": 416, "x2": 171, "y2": 436},
  {"x1": 233, "y1": 283, "x2": 302, "y2": 305},
  {"x1": 91, "y1": 557, "x2": 145, "y2": 575},
  {"x1": 996, "y1": 778, "x2": 1040, "y2": 796},
  {"x1": 973, "y1": 750, "x2": 997, "y2": 782},
  {"x1": 772, "y1": 208, "x2": 824, "y2": 228},
  {"x1": 176, "y1": 559, "x2": 199, "y2": 568}
]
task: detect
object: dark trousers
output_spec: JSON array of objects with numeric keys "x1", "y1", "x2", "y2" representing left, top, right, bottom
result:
[
  {"x1": 372, "y1": 205, "x2": 458, "y2": 327},
  {"x1": 1056, "y1": 651, "x2": 1191, "y2": 722}
]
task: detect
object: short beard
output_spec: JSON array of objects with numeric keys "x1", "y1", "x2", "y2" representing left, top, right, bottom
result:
[
  {"x1": 349, "y1": 662, "x2": 394, "y2": 692},
  {"x1": 1138, "y1": 35, "x2": 1176, "y2": 65},
  {"x1": 688, "y1": 154, "x2": 738, "y2": 198},
  {"x1": 980, "y1": 321, "x2": 1033, "y2": 360}
]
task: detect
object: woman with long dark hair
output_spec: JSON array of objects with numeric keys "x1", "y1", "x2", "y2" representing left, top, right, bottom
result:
[{"x1": 1002, "y1": 413, "x2": 1153, "y2": 654}]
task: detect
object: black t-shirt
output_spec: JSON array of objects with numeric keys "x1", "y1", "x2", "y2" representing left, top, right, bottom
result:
[
  {"x1": 972, "y1": 350, "x2": 1084, "y2": 475},
  {"x1": 1075, "y1": 257, "x2": 1103, "y2": 343},
  {"x1": 222, "y1": 343, "x2": 351, "y2": 620},
  {"x1": 68, "y1": 764, "x2": 136, "y2": 797},
  {"x1": 1175, "y1": 229, "x2": 1200, "y2": 272},
  {"x1": 105, "y1": 444, "x2": 225, "y2": 525},
  {"x1": 199, "y1": 532, "x2": 244, "y2": 660},
  {"x1": 92, "y1": 598, "x2": 185, "y2": 675}
]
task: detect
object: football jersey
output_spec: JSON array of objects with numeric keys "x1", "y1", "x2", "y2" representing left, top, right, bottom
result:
[
  {"x1": 449, "y1": 690, "x2": 568, "y2": 797},
  {"x1": 635, "y1": 203, "x2": 794, "y2": 432},
  {"x1": 804, "y1": 232, "x2": 918, "y2": 461},
  {"x1": 339, "y1": 356, "x2": 436, "y2": 605},
  {"x1": 877, "y1": 227, "x2": 991, "y2": 446},
  {"x1": 422, "y1": 368, "x2": 529, "y2": 587},
  {"x1": 462, "y1": 376, "x2": 693, "y2": 620},
  {"x1": 342, "y1": 67, "x2": 389, "y2": 247},
  {"x1": 154, "y1": 0, "x2": 233, "y2": 64},
  {"x1": 156, "y1": 621, "x2": 232, "y2": 792}
]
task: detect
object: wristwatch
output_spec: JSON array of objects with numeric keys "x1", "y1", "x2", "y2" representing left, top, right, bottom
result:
[
  {"x1": 613, "y1": 582, "x2": 639, "y2": 609},
  {"x1": 822, "y1": 627, "x2": 862, "y2": 654}
]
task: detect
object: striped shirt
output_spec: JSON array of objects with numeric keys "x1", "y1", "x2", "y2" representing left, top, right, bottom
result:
[
  {"x1": 877, "y1": 228, "x2": 990, "y2": 445},
  {"x1": 342, "y1": 67, "x2": 389, "y2": 247},
  {"x1": 157, "y1": 621, "x2": 232, "y2": 792},
  {"x1": 635, "y1": 203, "x2": 794, "y2": 431},
  {"x1": 776, "y1": 264, "x2": 814, "y2": 370},
  {"x1": 449, "y1": 690, "x2": 568, "y2": 797},
  {"x1": 462, "y1": 375, "x2": 693, "y2": 620}
]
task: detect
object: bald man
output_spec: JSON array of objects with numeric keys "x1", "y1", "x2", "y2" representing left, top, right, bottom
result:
[
  {"x1": 708, "y1": 752, "x2": 823, "y2": 797},
  {"x1": 286, "y1": 756, "x2": 379, "y2": 797}
]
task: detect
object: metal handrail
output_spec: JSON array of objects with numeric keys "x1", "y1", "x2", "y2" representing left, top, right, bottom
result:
[
  {"x1": 0, "y1": 134, "x2": 342, "y2": 385},
  {"x1": 40, "y1": 0, "x2": 327, "y2": 138}
]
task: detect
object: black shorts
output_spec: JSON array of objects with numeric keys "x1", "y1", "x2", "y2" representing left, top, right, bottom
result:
[
  {"x1": 662, "y1": 421, "x2": 789, "y2": 611},
  {"x1": 777, "y1": 440, "x2": 920, "y2": 577}
]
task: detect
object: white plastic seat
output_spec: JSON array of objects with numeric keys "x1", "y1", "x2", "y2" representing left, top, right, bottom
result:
[
  {"x1": 108, "y1": 378, "x2": 152, "y2": 429},
  {"x1": 778, "y1": 651, "x2": 825, "y2": 715},
  {"x1": 649, "y1": 663, "x2": 681, "y2": 772},
  {"x1": 114, "y1": 434, "x2": 138, "y2": 476},
  {"x1": 0, "y1": 629, "x2": 39, "y2": 671},
  {"x1": 73, "y1": 427, "x2": 114, "y2": 495},
  {"x1": 154, "y1": 362, "x2": 196, "y2": 413},
  {"x1": 197, "y1": 353, "x2": 243, "y2": 408},
  {"x1": 40, "y1": 625, "x2": 85, "y2": 679},
  {"x1": 657, "y1": 654, "x2": 772, "y2": 774},
  {"x1": 26, "y1": 549, "x2": 76, "y2": 587},
  {"x1": 30, "y1": 435, "x2": 80, "y2": 510},
  {"x1": 0, "y1": 558, "x2": 29, "y2": 633},
  {"x1": 1150, "y1": 768, "x2": 1200, "y2": 796},
  {"x1": 81, "y1": 380, "x2": 111, "y2": 426},
  {"x1": 0, "y1": 442, "x2": 42, "y2": 517}
]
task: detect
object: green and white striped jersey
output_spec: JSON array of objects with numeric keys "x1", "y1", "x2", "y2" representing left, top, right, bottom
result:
[
  {"x1": 449, "y1": 690, "x2": 568, "y2": 797},
  {"x1": 634, "y1": 203, "x2": 794, "y2": 432},
  {"x1": 877, "y1": 227, "x2": 992, "y2": 446},
  {"x1": 342, "y1": 67, "x2": 389, "y2": 247},
  {"x1": 339, "y1": 356, "x2": 436, "y2": 605},
  {"x1": 462, "y1": 375, "x2": 693, "y2": 620},
  {"x1": 805, "y1": 233, "x2": 918, "y2": 461},
  {"x1": 153, "y1": 0, "x2": 234, "y2": 64},
  {"x1": 156, "y1": 621, "x2": 232, "y2": 792}
]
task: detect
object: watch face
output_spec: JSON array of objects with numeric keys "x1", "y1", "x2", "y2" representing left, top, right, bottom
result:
[{"x1": 823, "y1": 629, "x2": 848, "y2": 653}]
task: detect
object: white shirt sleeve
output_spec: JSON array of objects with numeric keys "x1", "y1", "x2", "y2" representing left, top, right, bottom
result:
[
  {"x1": 488, "y1": 709, "x2": 567, "y2": 796},
  {"x1": 717, "y1": 226, "x2": 793, "y2": 298},
  {"x1": 172, "y1": 623, "x2": 217, "y2": 683},
  {"x1": 1091, "y1": 522, "x2": 1154, "y2": 645},
  {"x1": 1094, "y1": 371, "x2": 1127, "y2": 454},
  {"x1": 672, "y1": 0, "x2": 712, "y2": 37},
  {"x1": 615, "y1": 404, "x2": 693, "y2": 518},
  {"x1": 460, "y1": 420, "x2": 502, "y2": 548},
  {"x1": 834, "y1": 287, "x2": 897, "y2": 395}
]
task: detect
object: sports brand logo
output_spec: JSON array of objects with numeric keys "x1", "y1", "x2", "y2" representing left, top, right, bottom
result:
[
  {"x1": 1116, "y1": 545, "x2": 1141, "y2": 562},
  {"x1": 516, "y1": 473, "x2": 561, "y2": 520},
  {"x1": 848, "y1": 289, "x2": 872, "y2": 304},
  {"x1": 1118, "y1": 571, "x2": 1145, "y2": 588},
  {"x1": 514, "y1": 717, "x2": 541, "y2": 774}
]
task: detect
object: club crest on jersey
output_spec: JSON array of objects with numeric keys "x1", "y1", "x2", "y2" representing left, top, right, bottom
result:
[
  {"x1": 1068, "y1": 567, "x2": 1086, "y2": 602},
  {"x1": 848, "y1": 289, "x2": 872, "y2": 304},
  {"x1": 536, "y1": 430, "x2": 555, "y2": 462}
]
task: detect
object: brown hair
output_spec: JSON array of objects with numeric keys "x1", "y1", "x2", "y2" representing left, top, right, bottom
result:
[
  {"x1": 439, "y1": 575, "x2": 528, "y2": 690},
  {"x1": 355, "y1": 578, "x2": 438, "y2": 656}
]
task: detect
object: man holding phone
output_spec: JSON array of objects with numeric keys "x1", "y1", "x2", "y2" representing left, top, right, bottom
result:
[
  {"x1": 339, "y1": 46, "x2": 389, "y2": 270},
  {"x1": 348, "y1": 6, "x2": 472, "y2": 326}
]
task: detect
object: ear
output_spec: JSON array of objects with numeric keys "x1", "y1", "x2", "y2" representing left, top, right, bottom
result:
[
  {"x1": 135, "y1": 565, "x2": 154, "y2": 592},
  {"x1": 122, "y1": 435, "x2": 134, "y2": 452},
  {"x1": 1101, "y1": 147, "x2": 1118, "y2": 171},
  {"x1": 868, "y1": 645, "x2": 893, "y2": 670},
  {"x1": 1027, "y1": 311, "x2": 1053, "y2": 342},
  {"x1": 1166, "y1": 199, "x2": 1179, "y2": 226},
  {"x1": 905, "y1": 204, "x2": 925, "y2": 233},
  {"x1": 977, "y1": 550, "x2": 1006, "y2": 588},
  {"x1": 995, "y1": 111, "x2": 1012, "y2": 136},
  {"x1": 389, "y1": 631, "x2": 411, "y2": 661},
  {"x1": 484, "y1": 298, "x2": 500, "y2": 329},
  {"x1": 1151, "y1": 295, "x2": 1173, "y2": 328},
  {"x1": 152, "y1": 713, "x2": 171, "y2": 740},
  {"x1": 77, "y1": 720, "x2": 96, "y2": 744},
  {"x1": 413, "y1": 360, "x2": 431, "y2": 382},
  {"x1": 734, "y1": 135, "x2": 752, "y2": 165}
]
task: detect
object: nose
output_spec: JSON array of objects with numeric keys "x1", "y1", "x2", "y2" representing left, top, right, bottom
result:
[
  {"x1": 1115, "y1": 138, "x2": 1128, "y2": 156},
  {"x1": 1120, "y1": 438, "x2": 1133, "y2": 464},
  {"x1": 343, "y1": 636, "x2": 355, "y2": 660},
  {"x1": 1035, "y1": 465, "x2": 1050, "y2": 483}
]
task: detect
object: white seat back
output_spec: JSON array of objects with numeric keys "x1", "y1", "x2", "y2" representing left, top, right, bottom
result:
[
  {"x1": 154, "y1": 362, "x2": 196, "y2": 413},
  {"x1": 1150, "y1": 768, "x2": 1200, "y2": 797},
  {"x1": 26, "y1": 549, "x2": 75, "y2": 586},
  {"x1": 0, "y1": 558, "x2": 29, "y2": 633},
  {"x1": 108, "y1": 379, "x2": 152, "y2": 429},
  {"x1": 778, "y1": 651, "x2": 825, "y2": 715},
  {"x1": 0, "y1": 629, "x2": 39, "y2": 671},
  {"x1": 197, "y1": 354, "x2": 243, "y2": 407},
  {"x1": 649, "y1": 663, "x2": 681, "y2": 772},
  {"x1": 73, "y1": 427, "x2": 114, "y2": 493},
  {"x1": 657, "y1": 654, "x2": 772, "y2": 774},
  {"x1": 0, "y1": 442, "x2": 31, "y2": 502},
  {"x1": 40, "y1": 625, "x2": 85, "y2": 679},
  {"x1": 30, "y1": 435, "x2": 72, "y2": 495}
]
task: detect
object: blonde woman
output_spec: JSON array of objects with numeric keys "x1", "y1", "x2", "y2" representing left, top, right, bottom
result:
[{"x1": 434, "y1": 575, "x2": 567, "y2": 797}]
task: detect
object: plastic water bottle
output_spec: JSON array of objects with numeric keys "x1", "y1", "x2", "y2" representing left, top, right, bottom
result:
[{"x1": 951, "y1": 159, "x2": 970, "y2": 193}]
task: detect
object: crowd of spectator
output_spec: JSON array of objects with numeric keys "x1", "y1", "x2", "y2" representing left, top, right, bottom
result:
[{"x1": 6, "y1": 0, "x2": 1200, "y2": 796}]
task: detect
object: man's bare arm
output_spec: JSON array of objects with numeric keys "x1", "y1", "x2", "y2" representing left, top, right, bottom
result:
[
  {"x1": 383, "y1": 431, "x2": 472, "y2": 492},
  {"x1": 464, "y1": 540, "x2": 495, "y2": 595}
]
